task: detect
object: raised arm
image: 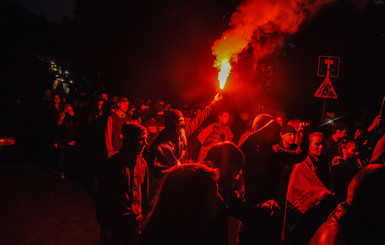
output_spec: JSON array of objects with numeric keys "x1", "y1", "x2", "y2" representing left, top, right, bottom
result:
[{"x1": 185, "y1": 93, "x2": 222, "y2": 138}]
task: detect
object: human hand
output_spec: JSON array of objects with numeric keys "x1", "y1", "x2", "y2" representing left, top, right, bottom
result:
[
  {"x1": 373, "y1": 115, "x2": 382, "y2": 127},
  {"x1": 298, "y1": 121, "x2": 311, "y2": 135},
  {"x1": 260, "y1": 199, "x2": 281, "y2": 216},
  {"x1": 211, "y1": 93, "x2": 223, "y2": 106}
]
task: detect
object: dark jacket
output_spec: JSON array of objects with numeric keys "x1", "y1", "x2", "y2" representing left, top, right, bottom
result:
[
  {"x1": 151, "y1": 104, "x2": 213, "y2": 172},
  {"x1": 101, "y1": 153, "x2": 149, "y2": 223}
]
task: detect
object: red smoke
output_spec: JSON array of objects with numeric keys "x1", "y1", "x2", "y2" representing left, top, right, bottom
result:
[{"x1": 212, "y1": 0, "x2": 336, "y2": 67}]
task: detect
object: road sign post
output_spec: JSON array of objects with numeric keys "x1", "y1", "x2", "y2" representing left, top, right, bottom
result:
[{"x1": 315, "y1": 56, "x2": 340, "y2": 122}]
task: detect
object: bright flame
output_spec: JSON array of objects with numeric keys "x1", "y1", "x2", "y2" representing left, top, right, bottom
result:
[
  {"x1": 218, "y1": 59, "x2": 231, "y2": 89},
  {"x1": 211, "y1": 0, "x2": 338, "y2": 89}
]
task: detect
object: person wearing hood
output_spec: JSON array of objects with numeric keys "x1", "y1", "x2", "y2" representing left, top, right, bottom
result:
[{"x1": 238, "y1": 114, "x2": 310, "y2": 245}]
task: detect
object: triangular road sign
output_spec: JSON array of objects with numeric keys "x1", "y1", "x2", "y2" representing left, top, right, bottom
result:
[{"x1": 314, "y1": 77, "x2": 337, "y2": 99}]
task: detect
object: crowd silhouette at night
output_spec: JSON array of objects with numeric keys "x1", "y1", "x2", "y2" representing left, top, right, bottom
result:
[{"x1": 32, "y1": 89, "x2": 385, "y2": 245}]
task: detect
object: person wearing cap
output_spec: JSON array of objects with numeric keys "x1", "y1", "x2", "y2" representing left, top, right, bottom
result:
[
  {"x1": 105, "y1": 97, "x2": 133, "y2": 157},
  {"x1": 279, "y1": 125, "x2": 299, "y2": 220},
  {"x1": 280, "y1": 125, "x2": 297, "y2": 150}
]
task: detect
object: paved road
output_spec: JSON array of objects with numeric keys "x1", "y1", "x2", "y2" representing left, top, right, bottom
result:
[{"x1": 0, "y1": 161, "x2": 100, "y2": 245}]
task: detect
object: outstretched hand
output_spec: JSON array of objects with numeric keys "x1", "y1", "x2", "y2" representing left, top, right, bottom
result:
[
  {"x1": 211, "y1": 93, "x2": 223, "y2": 106},
  {"x1": 373, "y1": 115, "x2": 382, "y2": 127},
  {"x1": 298, "y1": 121, "x2": 311, "y2": 135}
]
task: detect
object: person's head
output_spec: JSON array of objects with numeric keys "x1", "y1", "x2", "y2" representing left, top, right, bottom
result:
[
  {"x1": 117, "y1": 97, "x2": 129, "y2": 113},
  {"x1": 240, "y1": 112, "x2": 250, "y2": 122},
  {"x1": 309, "y1": 132, "x2": 324, "y2": 157},
  {"x1": 252, "y1": 114, "x2": 281, "y2": 146},
  {"x1": 331, "y1": 122, "x2": 348, "y2": 140},
  {"x1": 121, "y1": 123, "x2": 148, "y2": 156},
  {"x1": 346, "y1": 164, "x2": 385, "y2": 226},
  {"x1": 112, "y1": 95, "x2": 119, "y2": 103},
  {"x1": 339, "y1": 140, "x2": 359, "y2": 160},
  {"x1": 153, "y1": 100, "x2": 165, "y2": 114},
  {"x1": 287, "y1": 119, "x2": 301, "y2": 131},
  {"x1": 53, "y1": 94, "x2": 61, "y2": 105},
  {"x1": 354, "y1": 128, "x2": 369, "y2": 140},
  {"x1": 63, "y1": 103, "x2": 74, "y2": 116},
  {"x1": 164, "y1": 109, "x2": 185, "y2": 136},
  {"x1": 219, "y1": 111, "x2": 230, "y2": 125},
  {"x1": 280, "y1": 125, "x2": 297, "y2": 148},
  {"x1": 97, "y1": 99, "x2": 104, "y2": 111},
  {"x1": 99, "y1": 92, "x2": 108, "y2": 101},
  {"x1": 275, "y1": 113, "x2": 286, "y2": 127},
  {"x1": 142, "y1": 163, "x2": 218, "y2": 241},
  {"x1": 204, "y1": 141, "x2": 244, "y2": 188}
]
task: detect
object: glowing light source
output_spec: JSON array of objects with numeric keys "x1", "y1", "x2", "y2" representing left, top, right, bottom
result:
[{"x1": 217, "y1": 58, "x2": 231, "y2": 89}]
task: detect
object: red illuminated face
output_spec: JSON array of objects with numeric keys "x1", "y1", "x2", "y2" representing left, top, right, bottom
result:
[
  {"x1": 309, "y1": 135, "x2": 324, "y2": 157},
  {"x1": 343, "y1": 143, "x2": 358, "y2": 160},
  {"x1": 97, "y1": 100, "x2": 104, "y2": 111},
  {"x1": 337, "y1": 129, "x2": 348, "y2": 140},
  {"x1": 219, "y1": 112, "x2": 230, "y2": 125},
  {"x1": 53, "y1": 95, "x2": 61, "y2": 105},
  {"x1": 281, "y1": 132, "x2": 295, "y2": 146},
  {"x1": 175, "y1": 117, "x2": 185, "y2": 135},
  {"x1": 100, "y1": 93, "x2": 108, "y2": 101},
  {"x1": 118, "y1": 101, "x2": 129, "y2": 113}
]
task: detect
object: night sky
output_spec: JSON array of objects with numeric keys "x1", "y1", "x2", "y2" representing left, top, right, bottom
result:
[
  {"x1": 1, "y1": 0, "x2": 385, "y2": 125},
  {"x1": 13, "y1": 0, "x2": 75, "y2": 22}
]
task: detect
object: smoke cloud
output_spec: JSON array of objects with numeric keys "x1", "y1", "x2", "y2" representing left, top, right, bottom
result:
[{"x1": 212, "y1": 0, "x2": 337, "y2": 67}]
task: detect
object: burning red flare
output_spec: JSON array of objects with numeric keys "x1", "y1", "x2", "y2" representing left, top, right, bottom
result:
[
  {"x1": 218, "y1": 59, "x2": 231, "y2": 89},
  {"x1": 212, "y1": 0, "x2": 336, "y2": 87}
]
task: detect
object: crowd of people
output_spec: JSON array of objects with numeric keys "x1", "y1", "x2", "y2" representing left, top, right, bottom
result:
[{"x1": 33, "y1": 89, "x2": 385, "y2": 245}]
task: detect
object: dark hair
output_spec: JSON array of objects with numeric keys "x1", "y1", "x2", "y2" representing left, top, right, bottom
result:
[
  {"x1": 347, "y1": 164, "x2": 385, "y2": 215},
  {"x1": 204, "y1": 141, "x2": 244, "y2": 187},
  {"x1": 164, "y1": 109, "x2": 183, "y2": 129},
  {"x1": 140, "y1": 163, "x2": 218, "y2": 244},
  {"x1": 309, "y1": 132, "x2": 324, "y2": 142},
  {"x1": 122, "y1": 123, "x2": 147, "y2": 147},
  {"x1": 331, "y1": 122, "x2": 348, "y2": 135},
  {"x1": 338, "y1": 139, "x2": 356, "y2": 156}
]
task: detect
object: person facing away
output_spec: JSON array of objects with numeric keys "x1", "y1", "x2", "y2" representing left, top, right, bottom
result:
[
  {"x1": 309, "y1": 164, "x2": 385, "y2": 245},
  {"x1": 238, "y1": 114, "x2": 310, "y2": 245},
  {"x1": 331, "y1": 140, "x2": 362, "y2": 203},
  {"x1": 99, "y1": 123, "x2": 149, "y2": 245},
  {"x1": 138, "y1": 163, "x2": 219, "y2": 245},
  {"x1": 105, "y1": 97, "x2": 133, "y2": 157},
  {"x1": 197, "y1": 111, "x2": 234, "y2": 162},
  {"x1": 204, "y1": 141, "x2": 281, "y2": 245}
]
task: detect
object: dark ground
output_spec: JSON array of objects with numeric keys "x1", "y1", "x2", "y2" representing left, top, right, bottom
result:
[{"x1": 0, "y1": 161, "x2": 100, "y2": 245}]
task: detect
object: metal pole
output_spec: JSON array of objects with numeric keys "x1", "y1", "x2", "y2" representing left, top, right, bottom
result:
[{"x1": 322, "y1": 98, "x2": 326, "y2": 122}]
